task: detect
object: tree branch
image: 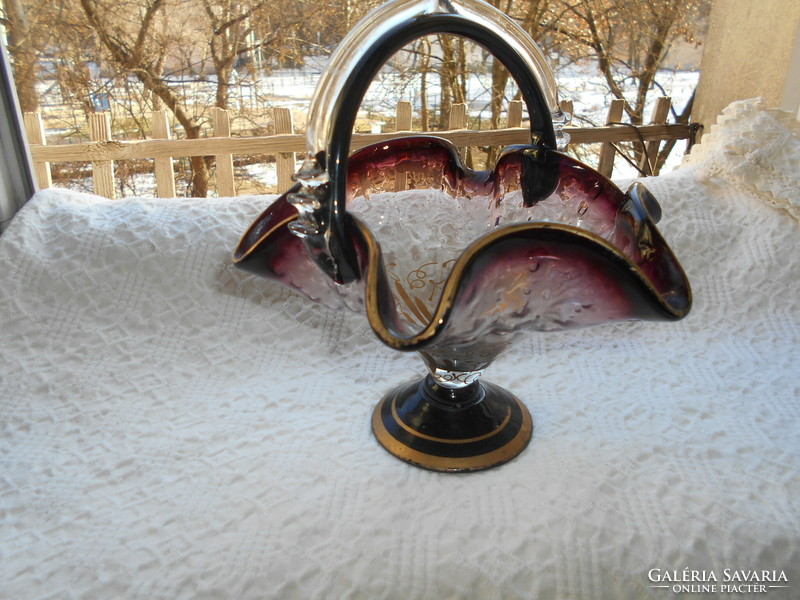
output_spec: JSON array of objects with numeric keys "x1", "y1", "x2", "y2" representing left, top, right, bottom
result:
[{"x1": 134, "y1": 0, "x2": 166, "y2": 59}]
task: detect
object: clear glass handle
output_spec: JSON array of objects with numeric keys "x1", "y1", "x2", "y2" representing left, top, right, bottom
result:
[
  {"x1": 306, "y1": 0, "x2": 564, "y2": 156},
  {"x1": 288, "y1": 0, "x2": 567, "y2": 284}
]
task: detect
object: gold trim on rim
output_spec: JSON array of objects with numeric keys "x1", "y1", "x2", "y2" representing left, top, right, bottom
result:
[
  {"x1": 232, "y1": 147, "x2": 691, "y2": 354},
  {"x1": 358, "y1": 216, "x2": 691, "y2": 352},
  {"x1": 237, "y1": 211, "x2": 691, "y2": 351},
  {"x1": 233, "y1": 213, "x2": 298, "y2": 264}
]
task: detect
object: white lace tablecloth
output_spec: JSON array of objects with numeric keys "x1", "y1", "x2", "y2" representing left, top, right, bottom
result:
[{"x1": 1, "y1": 99, "x2": 798, "y2": 599}]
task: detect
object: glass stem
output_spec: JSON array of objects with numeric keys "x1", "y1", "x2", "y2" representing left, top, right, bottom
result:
[{"x1": 420, "y1": 374, "x2": 485, "y2": 410}]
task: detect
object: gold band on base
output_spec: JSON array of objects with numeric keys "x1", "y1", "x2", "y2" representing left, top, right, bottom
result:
[{"x1": 371, "y1": 380, "x2": 533, "y2": 472}]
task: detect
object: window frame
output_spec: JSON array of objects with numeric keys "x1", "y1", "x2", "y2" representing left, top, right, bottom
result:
[{"x1": 0, "y1": 39, "x2": 36, "y2": 233}]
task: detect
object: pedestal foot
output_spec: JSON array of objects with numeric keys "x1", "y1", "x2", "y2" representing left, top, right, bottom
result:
[{"x1": 372, "y1": 376, "x2": 533, "y2": 472}]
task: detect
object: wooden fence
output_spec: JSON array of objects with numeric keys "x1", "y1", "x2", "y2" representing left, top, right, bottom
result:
[{"x1": 24, "y1": 98, "x2": 693, "y2": 199}]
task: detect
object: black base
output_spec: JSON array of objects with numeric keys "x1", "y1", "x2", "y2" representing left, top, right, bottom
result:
[{"x1": 372, "y1": 376, "x2": 533, "y2": 472}]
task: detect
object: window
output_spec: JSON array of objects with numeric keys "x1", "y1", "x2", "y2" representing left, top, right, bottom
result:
[{"x1": 0, "y1": 41, "x2": 36, "y2": 232}]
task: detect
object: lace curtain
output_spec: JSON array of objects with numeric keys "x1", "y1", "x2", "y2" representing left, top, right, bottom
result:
[{"x1": 681, "y1": 97, "x2": 800, "y2": 221}]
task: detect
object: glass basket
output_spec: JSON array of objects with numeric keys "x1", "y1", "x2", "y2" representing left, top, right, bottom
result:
[{"x1": 234, "y1": 0, "x2": 691, "y2": 471}]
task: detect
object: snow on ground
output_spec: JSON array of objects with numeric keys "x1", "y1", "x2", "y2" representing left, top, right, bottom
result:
[{"x1": 48, "y1": 58, "x2": 699, "y2": 195}]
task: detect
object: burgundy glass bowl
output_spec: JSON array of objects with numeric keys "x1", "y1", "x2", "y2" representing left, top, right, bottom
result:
[
  {"x1": 234, "y1": 135, "x2": 691, "y2": 471},
  {"x1": 233, "y1": 0, "x2": 691, "y2": 471}
]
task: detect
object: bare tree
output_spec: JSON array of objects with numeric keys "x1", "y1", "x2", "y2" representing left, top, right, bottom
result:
[
  {"x1": 2, "y1": 0, "x2": 47, "y2": 112},
  {"x1": 554, "y1": 0, "x2": 705, "y2": 124},
  {"x1": 201, "y1": 0, "x2": 307, "y2": 109},
  {"x1": 483, "y1": 0, "x2": 557, "y2": 165},
  {"x1": 5, "y1": 0, "x2": 707, "y2": 193},
  {"x1": 77, "y1": 0, "x2": 217, "y2": 196}
]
